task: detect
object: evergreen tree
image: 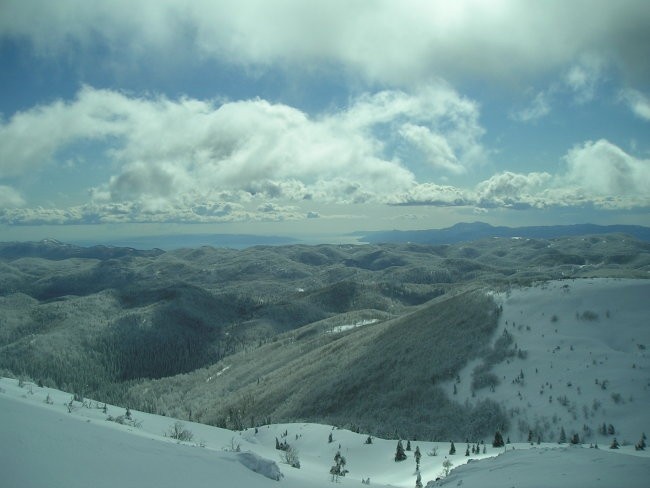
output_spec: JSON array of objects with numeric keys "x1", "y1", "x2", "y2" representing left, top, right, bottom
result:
[
  {"x1": 414, "y1": 446, "x2": 421, "y2": 470},
  {"x1": 528, "y1": 430, "x2": 533, "y2": 442},
  {"x1": 607, "y1": 424, "x2": 615, "y2": 435},
  {"x1": 395, "y1": 440, "x2": 407, "y2": 461},
  {"x1": 328, "y1": 432, "x2": 333, "y2": 443},
  {"x1": 610, "y1": 437, "x2": 619, "y2": 449},
  {"x1": 559, "y1": 427, "x2": 567, "y2": 444},
  {"x1": 449, "y1": 440, "x2": 456, "y2": 455},
  {"x1": 570, "y1": 433, "x2": 580, "y2": 445},
  {"x1": 406, "y1": 440, "x2": 411, "y2": 451},
  {"x1": 635, "y1": 433, "x2": 646, "y2": 451},
  {"x1": 492, "y1": 431, "x2": 504, "y2": 448},
  {"x1": 465, "y1": 445, "x2": 470, "y2": 456},
  {"x1": 365, "y1": 436, "x2": 373, "y2": 445}
]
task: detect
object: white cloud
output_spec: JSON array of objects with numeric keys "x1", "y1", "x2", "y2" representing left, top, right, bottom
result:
[
  {"x1": 0, "y1": 85, "x2": 484, "y2": 212},
  {"x1": 563, "y1": 139, "x2": 650, "y2": 196},
  {"x1": 2, "y1": 0, "x2": 648, "y2": 85},
  {"x1": 564, "y1": 55, "x2": 605, "y2": 104},
  {"x1": 620, "y1": 89, "x2": 650, "y2": 121},
  {"x1": 510, "y1": 91, "x2": 551, "y2": 123},
  {"x1": 399, "y1": 124, "x2": 466, "y2": 174},
  {"x1": 0, "y1": 185, "x2": 25, "y2": 207},
  {"x1": 475, "y1": 171, "x2": 553, "y2": 209}
]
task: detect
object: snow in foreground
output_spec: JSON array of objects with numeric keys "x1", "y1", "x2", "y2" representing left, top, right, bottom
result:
[{"x1": 1, "y1": 376, "x2": 649, "y2": 487}]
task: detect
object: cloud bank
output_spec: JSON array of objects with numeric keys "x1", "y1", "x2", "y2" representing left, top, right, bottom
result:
[
  {"x1": 1, "y1": 84, "x2": 648, "y2": 225},
  {"x1": 2, "y1": 0, "x2": 649, "y2": 86}
]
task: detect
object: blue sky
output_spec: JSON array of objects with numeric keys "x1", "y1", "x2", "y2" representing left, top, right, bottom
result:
[{"x1": 1, "y1": 0, "x2": 649, "y2": 243}]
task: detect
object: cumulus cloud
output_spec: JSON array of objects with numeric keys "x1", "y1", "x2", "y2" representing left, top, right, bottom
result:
[
  {"x1": 2, "y1": 0, "x2": 648, "y2": 85},
  {"x1": 399, "y1": 124, "x2": 466, "y2": 174},
  {"x1": 620, "y1": 89, "x2": 650, "y2": 121},
  {"x1": 0, "y1": 185, "x2": 25, "y2": 207},
  {"x1": 475, "y1": 171, "x2": 553, "y2": 209},
  {"x1": 563, "y1": 139, "x2": 650, "y2": 196},
  {"x1": 0, "y1": 84, "x2": 484, "y2": 212}
]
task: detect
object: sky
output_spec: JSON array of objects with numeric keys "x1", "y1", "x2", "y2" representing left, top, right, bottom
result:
[{"x1": 1, "y1": 0, "x2": 649, "y2": 243}]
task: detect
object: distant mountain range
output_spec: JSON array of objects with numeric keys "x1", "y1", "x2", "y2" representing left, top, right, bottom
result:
[{"x1": 357, "y1": 222, "x2": 650, "y2": 244}]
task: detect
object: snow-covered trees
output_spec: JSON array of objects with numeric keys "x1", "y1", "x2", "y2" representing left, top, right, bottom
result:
[{"x1": 330, "y1": 451, "x2": 348, "y2": 481}]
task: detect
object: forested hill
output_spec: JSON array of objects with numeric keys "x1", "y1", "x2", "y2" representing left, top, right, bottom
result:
[{"x1": 0, "y1": 233, "x2": 648, "y2": 439}]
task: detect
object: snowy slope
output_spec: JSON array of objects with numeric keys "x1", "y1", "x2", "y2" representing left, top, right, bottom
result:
[
  {"x1": 446, "y1": 278, "x2": 650, "y2": 446},
  {"x1": 2, "y1": 374, "x2": 649, "y2": 487}
]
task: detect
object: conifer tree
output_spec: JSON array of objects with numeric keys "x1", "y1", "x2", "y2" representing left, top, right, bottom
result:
[
  {"x1": 414, "y1": 446, "x2": 421, "y2": 470},
  {"x1": 406, "y1": 440, "x2": 411, "y2": 451},
  {"x1": 610, "y1": 437, "x2": 619, "y2": 449},
  {"x1": 492, "y1": 431, "x2": 504, "y2": 447},
  {"x1": 449, "y1": 440, "x2": 456, "y2": 455},
  {"x1": 395, "y1": 440, "x2": 407, "y2": 461},
  {"x1": 559, "y1": 427, "x2": 567, "y2": 444},
  {"x1": 465, "y1": 445, "x2": 470, "y2": 456}
]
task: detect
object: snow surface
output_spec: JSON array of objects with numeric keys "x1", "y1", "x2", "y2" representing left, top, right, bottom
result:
[
  {"x1": 1, "y1": 279, "x2": 649, "y2": 487},
  {"x1": 447, "y1": 278, "x2": 650, "y2": 445}
]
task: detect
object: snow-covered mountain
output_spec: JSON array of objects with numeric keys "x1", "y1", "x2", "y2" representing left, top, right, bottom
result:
[{"x1": 2, "y1": 278, "x2": 649, "y2": 487}]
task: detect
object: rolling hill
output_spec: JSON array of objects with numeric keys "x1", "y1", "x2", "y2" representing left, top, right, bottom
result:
[{"x1": 0, "y1": 233, "x2": 648, "y2": 441}]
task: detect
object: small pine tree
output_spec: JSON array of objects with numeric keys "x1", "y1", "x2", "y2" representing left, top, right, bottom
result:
[
  {"x1": 492, "y1": 431, "x2": 504, "y2": 448},
  {"x1": 406, "y1": 440, "x2": 411, "y2": 451},
  {"x1": 328, "y1": 432, "x2": 333, "y2": 443},
  {"x1": 570, "y1": 433, "x2": 580, "y2": 445},
  {"x1": 559, "y1": 427, "x2": 567, "y2": 444},
  {"x1": 528, "y1": 430, "x2": 533, "y2": 442},
  {"x1": 365, "y1": 436, "x2": 373, "y2": 445},
  {"x1": 607, "y1": 424, "x2": 615, "y2": 435},
  {"x1": 482, "y1": 444, "x2": 486, "y2": 454},
  {"x1": 395, "y1": 440, "x2": 407, "y2": 461},
  {"x1": 465, "y1": 445, "x2": 470, "y2": 456},
  {"x1": 635, "y1": 433, "x2": 646, "y2": 451},
  {"x1": 414, "y1": 446, "x2": 421, "y2": 469},
  {"x1": 449, "y1": 440, "x2": 456, "y2": 455},
  {"x1": 610, "y1": 437, "x2": 619, "y2": 449},
  {"x1": 125, "y1": 407, "x2": 131, "y2": 420}
]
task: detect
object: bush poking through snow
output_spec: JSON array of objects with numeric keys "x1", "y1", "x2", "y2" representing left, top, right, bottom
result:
[
  {"x1": 279, "y1": 445, "x2": 300, "y2": 468},
  {"x1": 166, "y1": 421, "x2": 194, "y2": 442},
  {"x1": 442, "y1": 457, "x2": 453, "y2": 477}
]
